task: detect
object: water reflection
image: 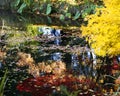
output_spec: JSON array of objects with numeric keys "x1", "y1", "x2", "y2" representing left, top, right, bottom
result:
[
  {"x1": 91, "y1": 49, "x2": 97, "y2": 65},
  {"x1": 51, "y1": 52, "x2": 62, "y2": 61},
  {"x1": 38, "y1": 26, "x2": 98, "y2": 77},
  {"x1": 118, "y1": 55, "x2": 120, "y2": 62},
  {"x1": 0, "y1": 62, "x2": 2, "y2": 68},
  {"x1": 51, "y1": 28, "x2": 61, "y2": 45},
  {"x1": 39, "y1": 27, "x2": 62, "y2": 61},
  {"x1": 39, "y1": 27, "x2": 53, "y2": 37},
  {"x1": 71, "y1": 54, "x2": 79, "y2": 70}
]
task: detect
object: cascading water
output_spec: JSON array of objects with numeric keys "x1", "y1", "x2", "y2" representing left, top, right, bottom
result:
[
  {"x1": 38, "y1": 26, "x2": 98, "y2": 77},
  {"x1": 51, "y1": 28, "x2": 61, "y2": 46},
  {"x1": 39, "y1": 27, "x2": 62, "y2": 61},
  {"x1": 50, "y1": 28, "x2": 62, "y2": 61},
  {"x1": 71, "y1": 54, "x2": 79, "y2": 70},
  {"x1": 51, "y1": 52, "x2": 62, "y2": 61}
]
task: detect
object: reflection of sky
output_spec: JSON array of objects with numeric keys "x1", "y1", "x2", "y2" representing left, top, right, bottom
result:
[
  {"x1": 51, "y1": 52, "x2": 62, "y2": 61},
  {"x1": 91, "y1": 49, "x2": 97, "y2": 65},
  {"x1": 71, "y1": 54, "x2": 79, "y2": 69},
  {"x1": 92, "y1": 69, "x2": 97, "y2": 77},
  {"x1": 39, "y1": 27, "x2": 61, "y2": 45},
  {"x1": 39, "y1": 27, "x2": 52, "y2": 35},
  {"x1": 38, "y1": 26, "x2": 98, "y2": 77},
  {"x1": 39, "y1": 27, "x2": 62, "y2": 61},
  {"x1": 118, "y1": 56, "x2": 120, "y2": 62},
  {"x1": 87, "y1": 51, "x2": 91, "y2": 59},
  {"x1": 71, "y1": 53, "x2": 98, "y2": 77},
  {"x1": 53, "y1": 29, "x2": 61, "y2": 45},
  {"x1": 91, "y1": 49, "x2": 96, "y2": 60}
]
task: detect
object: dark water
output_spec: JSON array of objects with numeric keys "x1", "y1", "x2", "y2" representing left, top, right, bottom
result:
[
  {"x1": 1, "y1": 10, "x2": 119, "y2": 96},
  {"x1": 0, "y1": 28, "x2": 96, "y2": 96}
]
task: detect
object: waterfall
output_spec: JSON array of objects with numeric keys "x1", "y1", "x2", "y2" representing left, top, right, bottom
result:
[
  {"x1": 118, "y1": 56, "x2": 120, "y2": 62},
  {"x1": 39, "y1": 27, "x2": 62, "y2": 61},
  {"x1": 91, "y1": 49, "x2": 97, "y2": 65},
  {"x1": 51, "y1": 52, "x2": 62, "y2": 61},
  {"x1": 51, "y1": 29, "x2": 61, "y2": 45},
  {"x1": 51, "y1": 29, "x2": 62, "y2": 61},
  {"x1": 71, "y1": 54, "x2": 79, "y2": 70},
  {"x1": 39, "y1": 27, "x2": 52, "y2": 36},
  {"x1": 38, "y1": 26, "x2": 98, "y2": 77}
]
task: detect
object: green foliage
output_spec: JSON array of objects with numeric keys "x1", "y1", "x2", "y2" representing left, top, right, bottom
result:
[
  {"x1": 60, "y1": 14, "x2": 65, "y2": 20},
  {"x1": 13, "y1": 0, "x2": 20, "y2": 7},
  {"x1": 17, "y1": 3, "x2": 27, "y2": 14},
  {"x1": 9, "y1": 0, "x2": 102, "y2": 20},
  {"x1": 73, "y1": 11, "x2": 80, "y2": 20},
  {"x1": 60, "y1": 85, "x2": 80, "y2": 96},
  {"x1": 46, "y1": 4, "x2": 52, "y2": 15},
  {"x1": 47, "y1": 16, "x2": 52, "y2": 23},
  {"x1": 5, "y1": 24, "x2": 43, "y2": 47},
  {"x1": 0, "y1": 69, "x2": 8, "y2": 96},
  {"x1": 23, "y1": 0, "x2": 31, "y2": 6},
  {"x1": 65, "y1": 13, "x2": 72, "y2": 18},
  {"x1": 81, "y1": 2, "x2": 98, "y2": 18},
  {"x1": 11, "y1": 0, "x2": 33, "y2": 14},
  {"x1": 26, "y1": 24, "x2": 42, "y2": 36}
]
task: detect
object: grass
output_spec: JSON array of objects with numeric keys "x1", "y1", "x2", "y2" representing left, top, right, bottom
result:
[{"x1": 0, "y1": 69, "x2": 8, "y2": 96}]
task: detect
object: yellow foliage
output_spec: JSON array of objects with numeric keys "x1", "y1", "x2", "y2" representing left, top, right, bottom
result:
[
  {"x1": 26, "y1": 24, "x2": 40, "y2": 36},
  {"x1": 81, "y1": 0, "x2": 120, "y2": 57}
]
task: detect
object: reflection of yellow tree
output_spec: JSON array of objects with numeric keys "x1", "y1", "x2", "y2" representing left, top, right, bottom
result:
[{"x1": 81, "y1": 0, "x2": 120, "y2": 57}]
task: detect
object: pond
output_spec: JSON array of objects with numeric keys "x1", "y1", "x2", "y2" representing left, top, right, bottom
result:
[{"x1": 0, "y1": 10, "x2": 120, "y2": 96}]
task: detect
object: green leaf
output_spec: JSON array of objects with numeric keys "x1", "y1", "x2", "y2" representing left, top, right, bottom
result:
[
  {"x1": 46, "y1": 4, "x2": 52, "y2": 15},
  {"x1": 70, "y1": 90, "x2": 81, "y2": 96},
  {"x1": 32, "y1": 7, "x2": 37, "y2": 12},
  {"x1": 0, "y1": 69, "x2": 8, "y2": 96},
  {"x1": 47, "y1": 16, "x2": 52, "y2": 24},
  {"x1": 24, "y1": 0, "x2": 31, "y2": 6},
  {"x1": 82, "y1": 12, "x2": 88, "y2": 18},
  {"x1": 11, "y1": 0, "x2": 20, "y2": 7},
  {"x1": 85, "y1": 8, "x2": 91, "y2": 14},
  {"x1": 73, "y1": 11, "x2": 80, "y2": 20},
  {"x1": 60, "y1": 14, "x2": 65, "y2": 20},
  {"x1": 60, "y1": 85, "x2": 70, "y2": 95},
  {"x1": 15, "y1": 0, "x2": 21, "y2": 7},
  {"x1": 65, "y1": 13, "x2": 71, "y2": 18},
  {"x1": 17, "y1": 3, "x2": 27, "y2": 14},
  {"x1": 39, "y1": 5, "x2": 44, "y2": 10},
  {"x1": 18, "y1": 16, "x2": 27, "y2": 22}
]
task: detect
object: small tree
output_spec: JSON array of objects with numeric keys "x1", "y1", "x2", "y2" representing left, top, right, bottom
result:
[{"x1": 81, "y1": 0, "x2": 120, "y2": 57}]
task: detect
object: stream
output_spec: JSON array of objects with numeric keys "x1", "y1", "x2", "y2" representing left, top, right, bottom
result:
[{"x1": 0, "y1": 10, "x2": 120, "y2": 96}]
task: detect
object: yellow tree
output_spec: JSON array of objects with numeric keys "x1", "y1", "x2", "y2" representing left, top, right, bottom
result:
[{"x1": 81, "y1": 0, "x2": 120, "y2": 57}]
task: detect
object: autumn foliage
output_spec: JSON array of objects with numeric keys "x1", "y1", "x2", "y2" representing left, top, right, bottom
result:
[
  {"x1": 81, "y1": 0, "x2": 120, "y2": 57},
  {"x1": 16, "y1": 52, "x2": 103, "y2": 96},
  {"x1": 17, "y1": 74, "x2": 102, "y2": 96}
]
